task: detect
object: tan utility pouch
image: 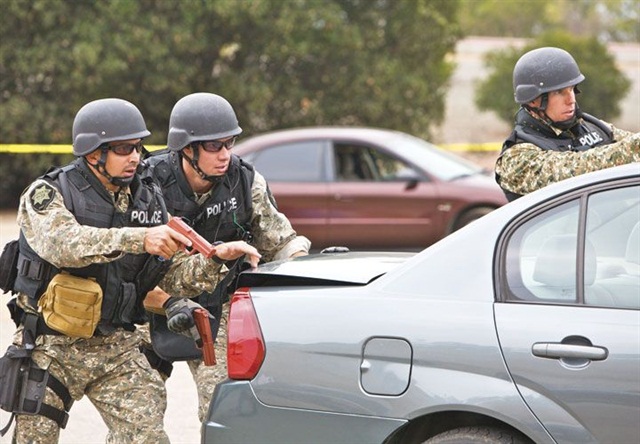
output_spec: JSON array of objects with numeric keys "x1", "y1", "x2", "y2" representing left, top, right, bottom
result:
[{"x1": 38, "y1": 273, "x2": 103, "y2": 339}]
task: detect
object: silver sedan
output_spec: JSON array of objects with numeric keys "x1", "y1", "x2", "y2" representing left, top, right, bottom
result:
[{"x1": 204, "y1": 163, "x2": 640, "y2": 444}]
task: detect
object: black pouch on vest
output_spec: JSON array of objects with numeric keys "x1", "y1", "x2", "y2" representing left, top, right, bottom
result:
[
  {"x1": 0, "y1": 240, "x2": 19, "y2": 293},
  {"x1": 116, "y1": 282, "x2": 137, "y2": 325}
]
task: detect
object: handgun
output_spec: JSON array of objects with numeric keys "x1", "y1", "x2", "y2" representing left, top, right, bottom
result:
[
  {"x1": 191, "y1": 308, "x2": 217, "y2": 366},
  {"x1": 167, "y1": 217, "x2": 217, "y2": 259}
]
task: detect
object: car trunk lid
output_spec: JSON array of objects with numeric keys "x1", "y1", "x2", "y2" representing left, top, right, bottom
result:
[{"x1": 237, "y1": 251, "x2": 414, "y2": 287}]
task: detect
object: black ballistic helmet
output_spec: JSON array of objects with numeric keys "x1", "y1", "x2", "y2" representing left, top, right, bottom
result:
[
  {"x1": 72, "y1": 98, "x2": 151, "y2": 156},
  {"x1": 167, "y1": 92, "x2": 242, "y2": 151},
  {"x1": 513, "y1": 47, "x2": 585, "y2": 104}
]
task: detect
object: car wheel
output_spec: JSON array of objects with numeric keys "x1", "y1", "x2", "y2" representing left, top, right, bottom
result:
[
  {"x1": 423, "y1": 426, "x2": 530, "y2": 444},
  {"x1": 452, "y1": 206, "x2": 495, "y2": 231}
]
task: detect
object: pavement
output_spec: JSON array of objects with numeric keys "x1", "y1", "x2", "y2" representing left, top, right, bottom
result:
[{"x1": 0, "y1": 210, "x2": 202, "y2": 444}]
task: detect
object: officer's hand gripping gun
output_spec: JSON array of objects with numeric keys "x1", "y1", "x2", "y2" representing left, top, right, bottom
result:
[
  {"x1": 191, "y1": 308, "x2": 217, "y2": 366},
  {"x1": 168, "y1": 217, "x2": 217, "y2": 259}
]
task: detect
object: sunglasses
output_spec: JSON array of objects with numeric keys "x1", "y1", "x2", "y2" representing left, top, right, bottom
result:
[
  {"x1": 195, "y1": 136, "x2": 237, "y2": 153},
  {"x1": 106, "y1": 142, "x2": 144, "y2": 156}
]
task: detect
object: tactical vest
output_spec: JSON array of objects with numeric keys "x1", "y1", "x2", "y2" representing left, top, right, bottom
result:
[
  {"x1": 497, "y1": 109, "x2": 614, "y2": 201},
  {"x1": 143, "y1": 151, "x2": 255, "y2": 306},
  {"x1": 13, "y1": 159, "x2": 169, "y2": 333}
]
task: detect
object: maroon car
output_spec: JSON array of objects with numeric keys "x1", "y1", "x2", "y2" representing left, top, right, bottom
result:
[{"x1": 234, "y1": 127, "x2": 507, "y2": 250}]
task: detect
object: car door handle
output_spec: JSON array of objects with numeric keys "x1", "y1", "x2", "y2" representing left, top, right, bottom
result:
[
  {"x1": 334, "y1": 194, "x2": 354, "y2": 202},
  {"x1": 532, "y1": 342, "x2": 608, "y2": 361}
]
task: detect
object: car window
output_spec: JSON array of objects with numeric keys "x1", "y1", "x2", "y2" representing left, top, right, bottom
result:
[
  {"x1": 585, "y1": 186, "x2": 640, "y2": 309},
  {"x1": 504, "y1": 185, "x2": 639, "y2": 310},
  {"x1": 334, "y1": 143, "x2": 419, "y2": 182},
  {"x1": 389, "y1": 133, "x2": 483, "y2": 180},
  {"x1": 247, "y1": 141, "x2": 326, "y2": 182}
]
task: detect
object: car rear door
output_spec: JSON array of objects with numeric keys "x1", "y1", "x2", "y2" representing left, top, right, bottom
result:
[
  {"x1": 495, "y1": 304, "x2": 639, "y2": 443},
  {"x1": 495, "y1": 184, "x2": 640, "y2": 443},
  {"x1": 243, "y1": 140, "x2": 332, "y2": 246}
]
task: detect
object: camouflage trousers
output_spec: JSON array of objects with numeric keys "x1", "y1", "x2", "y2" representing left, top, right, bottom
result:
[{"x1": 11, "y1": 327, "x2": 169, "y2": 444}]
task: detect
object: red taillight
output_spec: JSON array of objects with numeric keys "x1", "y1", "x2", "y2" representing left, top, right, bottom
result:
[{"x1": 227, "y1": 287, "x2": 265, "y2": 379}]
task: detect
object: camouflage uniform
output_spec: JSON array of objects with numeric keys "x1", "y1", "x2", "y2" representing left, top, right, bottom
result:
[
  {"x1": 146, "y1": 165, "x2": 310, "y2": 422},
  {"x1": 496, "y1": 114, "x2": 640, "y2": 198},
  {"x1": 11, "y1": 179, "x2": 225, "y2": 444}
]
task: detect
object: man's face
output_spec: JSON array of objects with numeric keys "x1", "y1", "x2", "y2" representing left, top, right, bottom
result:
[
  {"x1": 86, "y1": 138, "x2": 142, "y2": 189},
  {"x1": 185, "y1": 136, "x2": 235, "y2": 177},
  {"x1": 531, "y1": 86, "x2": 577, "y2": 123}
]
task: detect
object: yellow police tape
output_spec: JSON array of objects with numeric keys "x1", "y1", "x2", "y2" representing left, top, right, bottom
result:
[
  {"x1": 0, "y1": 145, "x2": 166, "y2": 153},
  {"x1": 0, "y1": 143, "x2": 501, "y2": 153}
]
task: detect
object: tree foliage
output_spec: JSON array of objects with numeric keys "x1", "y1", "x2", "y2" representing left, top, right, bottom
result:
[
  {"x1": 0, "y1": 0, "x2": 460, "y2": 145},
  {"x1": 0, "y1": 0, "x2": 460, "y2": 208},
  {"x1": 458, "y1": 0, "x2": 640, "y2": 42},
  {"x1": 474, "y1": 32, "x2": 632, "y2": 125}
]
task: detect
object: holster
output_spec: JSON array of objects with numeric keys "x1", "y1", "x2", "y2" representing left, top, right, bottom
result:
[{"x1": 0, "y1": 315, "x2": 73, "y2": 435}]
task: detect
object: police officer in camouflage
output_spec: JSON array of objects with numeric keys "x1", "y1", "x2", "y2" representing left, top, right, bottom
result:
[
  {"x1": 6, "y1": 98, "x2": 260, "y2": 443},
  {"x1": 141, "y1": 92, "x2": 311, "y2": 422},
  {"x1": 495, "y1": 46, "x2": 640, "y2": 201}
]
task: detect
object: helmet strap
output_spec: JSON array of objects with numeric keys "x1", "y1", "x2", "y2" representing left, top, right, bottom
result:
[
  {"x1": 84, "y1": 147, "x2": 133, "y2": 188},
  {"x1": 182, "y1": 145, "x2": 225, "y2": 184},
  {"x1": 523, "y1": 96, "x2": 580, "y2": 131},
  {"x1": 523, "y1": 93, "x2": 548, "y2": 114},
  {"x1": 524, "y1": 93, "x2": 557, "y2": 127}
]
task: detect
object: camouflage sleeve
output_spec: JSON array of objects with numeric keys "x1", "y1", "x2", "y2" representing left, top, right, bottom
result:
[
  {"x1": 611, "y1": 125, "x2": 633, "y2": 141},
  {"x1": 17, "y1": 179, "x2": 148, "y2": 268},
  {"x1": 248, "y1": 171, "x2": 311, "y2": 262},
  {"x1": 158, "y1": 250, "x2": 226, "y2": 297},
  {"x1": 495, "y1": 132, "x2": 640, "y2": 195}
]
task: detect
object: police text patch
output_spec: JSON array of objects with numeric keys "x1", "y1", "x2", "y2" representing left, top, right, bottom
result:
[{"x1": 30, "y1": 183, "x2": 56, "y2": 211}]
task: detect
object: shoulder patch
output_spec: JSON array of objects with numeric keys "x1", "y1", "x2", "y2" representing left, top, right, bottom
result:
[{"x1": 30, "y1": 183, "x2": 56, "y2": 211}]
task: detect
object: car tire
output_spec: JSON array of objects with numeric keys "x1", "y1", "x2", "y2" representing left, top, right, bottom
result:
[
  {"x1": 423, "y1": 426, "x2": 530, "y2": 444},
  {"x1": 452, "y1": 206, "x2": 495, "y2": 231}
]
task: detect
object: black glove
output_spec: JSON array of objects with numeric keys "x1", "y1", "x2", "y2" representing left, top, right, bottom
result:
[{"x1": 163, "y1": 297, "x2": 204, "y2": 334}]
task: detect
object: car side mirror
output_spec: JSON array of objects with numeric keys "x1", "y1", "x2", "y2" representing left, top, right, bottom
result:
[{"x1": 404, "y1": 178, "x2": 419, "y2": 191}]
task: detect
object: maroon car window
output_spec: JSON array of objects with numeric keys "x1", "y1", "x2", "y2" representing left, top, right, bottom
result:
[
  {"x1": 249, "y1": 141, "x2": 326, "y2": 182},
  {"x1": 334, "y1": 143, "x2": 417, "y2": 182}
]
